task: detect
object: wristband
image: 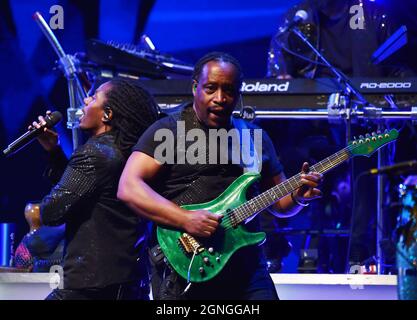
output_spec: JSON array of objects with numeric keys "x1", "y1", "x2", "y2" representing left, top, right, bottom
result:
[{"x1": 291, "y1": 192, "x2": 309, "y2": 207}]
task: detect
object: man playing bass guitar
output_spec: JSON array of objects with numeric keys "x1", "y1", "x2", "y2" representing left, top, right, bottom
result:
[{"x1": 118, "y1": 52, "x2": 323, "y2": 300}]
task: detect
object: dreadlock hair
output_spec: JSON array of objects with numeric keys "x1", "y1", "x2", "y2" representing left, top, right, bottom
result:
[
  {"x1": 192, "y1": 51, "x2": 244, "y2": 87},
  {"x1": 104, "y1": 77, "x2": 159, "y2": 158}
]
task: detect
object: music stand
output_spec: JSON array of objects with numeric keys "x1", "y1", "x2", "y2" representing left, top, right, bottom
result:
[{"x1": 33, "y1": 12, "x2": 87, "y2": 150}]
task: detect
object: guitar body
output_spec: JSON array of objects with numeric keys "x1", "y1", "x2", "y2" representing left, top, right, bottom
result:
[{"x1": 157, "y1": 172, "x2": 266, "y2": 283}]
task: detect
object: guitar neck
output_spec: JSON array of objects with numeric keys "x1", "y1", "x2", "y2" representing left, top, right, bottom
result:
[{"x1": 232, "y1": 147, "x2": 352, "y2": 224}]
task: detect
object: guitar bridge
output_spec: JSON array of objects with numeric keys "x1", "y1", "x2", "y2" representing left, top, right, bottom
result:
[{"x1": 178, "y1": 233, "x2": 204, "y2": 254}]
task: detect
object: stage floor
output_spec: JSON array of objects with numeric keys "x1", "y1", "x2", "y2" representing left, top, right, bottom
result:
[
  {"x1": 272, "y1": 273, "x2": 398, "y2": 300},
  {"x1": 0, "y1": 273, "x2": 398, "y2": 300}
]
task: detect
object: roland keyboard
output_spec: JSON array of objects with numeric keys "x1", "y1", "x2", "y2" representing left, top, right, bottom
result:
[{"x1": 135, "y1": 78, "x2": 417, "y2": 111}]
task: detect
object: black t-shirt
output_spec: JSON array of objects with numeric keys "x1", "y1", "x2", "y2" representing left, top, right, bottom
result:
[
  {"x1": 133, "y1": 104, "x2": 283, "y2": 208},
  {"x1": 133, "y1": 104, "x2": 284, "y2": 286}
]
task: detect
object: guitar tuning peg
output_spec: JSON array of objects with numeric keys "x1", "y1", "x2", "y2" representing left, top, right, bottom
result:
[
  {"x1": 359, "y1": 135, "x2": 364, "y2": 139},
  {"x1": 371, "y1": 132, "x2": 376, "y2": 136},
  {"x1": 377, "y1": 130, "x2": 381, "y2": 134},
  {"x1": 384, "y1": 129, "x2": 389, "y2": 134},
  {"x1": 365, "y1": 133, "x2": 371, "y2": 138}
]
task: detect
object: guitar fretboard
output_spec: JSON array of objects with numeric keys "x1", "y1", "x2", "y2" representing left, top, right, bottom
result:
[{"x1": 230, "y1": 148, "x2": 352, "y2": 225}]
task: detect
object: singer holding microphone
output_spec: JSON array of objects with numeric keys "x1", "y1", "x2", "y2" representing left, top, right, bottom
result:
[{"x1": 31, "y1": 78, "x2": 159, "y2": 300}]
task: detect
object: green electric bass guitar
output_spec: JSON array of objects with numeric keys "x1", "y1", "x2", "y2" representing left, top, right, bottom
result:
[{"x1": 157, "y1": 129, "x2": 399, "y2": 283}]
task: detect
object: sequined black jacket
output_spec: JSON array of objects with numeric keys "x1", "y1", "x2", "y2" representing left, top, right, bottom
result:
[
  {"x1": 41, "y1": 132, "x2": 144, "y2": 289},
  {"x1": 267, "y1": 0, "x2": 397, "y2": 78}
]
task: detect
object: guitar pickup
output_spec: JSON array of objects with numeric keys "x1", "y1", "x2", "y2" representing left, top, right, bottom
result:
[{"x1": 178, "y1": 233, "x2": 204, "y2": 254}]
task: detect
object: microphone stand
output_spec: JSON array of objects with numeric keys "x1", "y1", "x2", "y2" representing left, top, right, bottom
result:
[
  {"x1": 33, "y1": 12, "x2": 87, "y2": 150},
  {"x1": 290, "y1": 26, "x2": 388, "y2": 274}
]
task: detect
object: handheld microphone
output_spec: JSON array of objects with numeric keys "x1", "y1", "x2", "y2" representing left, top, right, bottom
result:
[
  {"x1": 3, "y1": 111, "x2": 63, "y2": 157},
  {"x1": 368, "y1": 160, "x2": 417, "y2": 175},
  {"x1": 278, "y1": 10, "x2": 309, "y2": 34}
]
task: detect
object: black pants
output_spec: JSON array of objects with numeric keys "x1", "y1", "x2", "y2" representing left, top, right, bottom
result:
[
  {"x1": 150, "y1": 246, "x2": 279, "y2": 300},
  {"x1": 45, "y1": 281, "x2": 149, "y2": 300}
]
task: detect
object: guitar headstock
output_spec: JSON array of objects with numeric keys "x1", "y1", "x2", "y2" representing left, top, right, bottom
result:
[{"x1": 349, "y1": 129, "x2": 399, "y2": 157}]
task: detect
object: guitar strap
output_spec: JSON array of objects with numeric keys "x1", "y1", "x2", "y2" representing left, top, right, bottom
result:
[{"x1": 232, "y1": 116, "x2": 261, "y2": 174}]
